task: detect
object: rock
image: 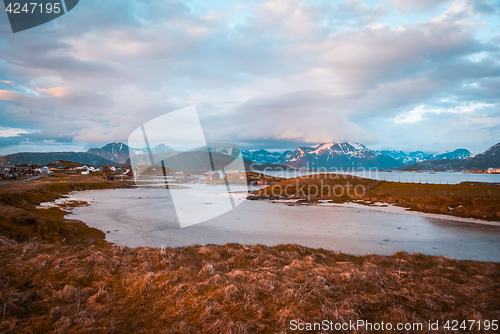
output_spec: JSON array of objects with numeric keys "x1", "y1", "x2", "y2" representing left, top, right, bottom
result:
[{"x1": 62, "y1": 285, "x2": 77, "y2": 301}]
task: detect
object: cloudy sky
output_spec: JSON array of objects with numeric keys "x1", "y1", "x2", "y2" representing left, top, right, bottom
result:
[{"x1": 0, "y1": 0, "x2": 499, "y2": 155}]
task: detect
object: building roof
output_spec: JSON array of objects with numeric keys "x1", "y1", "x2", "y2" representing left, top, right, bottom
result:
[
  {"x1": 225, "y1": 170, "x2": 244, "y2": 174},
  {"x1": 204, "y1": 170, "x2": 224, "y2": 175}
]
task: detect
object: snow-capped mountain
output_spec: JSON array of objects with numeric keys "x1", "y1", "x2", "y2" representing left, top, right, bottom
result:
[
  {"x1": 428, "y1": 149, "x2": 472, "y2": 160},
  {"x1": 86, "y1": 142, "x2": 132, "y2": 164},
  {"x1": 378, "y1": 150, "x2": 427, "y2": 164},
  {"x1": 403, "y1": 143, "x2": 498, "y2": 170},
  {"x1": 378, "y1": 149, "x2": 471, "y2": 164},
  {"x1": 87, "y1": 142, "x2": 174, "y2": 164},
  {"x1": 281, "y1": 142, "x2": 401, "y2": 169},
  {"x1": 150, "y1": 143, "x2": 174, "y2": 154},
  {"x1": 87, "y1": 142, "x2": 478, "y2": 169},
  {"x1": 193, "y1": 144, "x2": 241, "y2": 157},
  {"x1": 241, "y1": 143, "x2": 476, "y2": 170},
  {"x1": 241, "y1": 149, "x2": 285, "y2": 165},
  {"x1": 242, "y1": 142, "x2": 402, "y2": 169},
  {"x1": 129, "y1": 143, "x2": 174, "y2": 155}
]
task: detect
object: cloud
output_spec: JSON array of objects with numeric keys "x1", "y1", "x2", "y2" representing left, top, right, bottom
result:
[
  {"x1": 36, "y1": 87, "x2": 69, "y2": 97},
  {"x1": 394, "y1": 102, "x2": 496, "y2": 123},
  {"x1": 0, "y1": 90, "x2": 20, "y2": 101},
  {"x1": 0, "y1": 0, "x2": 498, "y2": 155},
  {"x1": 389, "y1": 0, "x2": 452, "y2": 13},
  {"x1": 0, "y1": 127, "x2": 38, "y2": 137}
]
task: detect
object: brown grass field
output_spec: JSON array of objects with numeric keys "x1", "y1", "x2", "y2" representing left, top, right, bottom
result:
[{"x1": 0, "y1": 173, "x2": 499, "y2": 333}]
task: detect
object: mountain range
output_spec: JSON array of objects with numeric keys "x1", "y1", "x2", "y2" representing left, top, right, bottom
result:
[
  {"x1": 378, "y1": 149, "x2": 472, "y2": 164},
  {"x1": 242, "y1": 143, "x2": 477, "y2": 170},
  {"x1": 242, "y1": 142, "x2": 402, "y2": 169},
  {"x1": 84, "y1": 142, "x2": 483, "y2": 170},
  {"x1": 1, "y1": 142, "x2": 498, "y2": 170},
  {"x1": 403, "y1": 143, "x2": 500, "y2": 170},
  {"x1": 86, "y1": 142, "x2": 174, "y2": 164}
]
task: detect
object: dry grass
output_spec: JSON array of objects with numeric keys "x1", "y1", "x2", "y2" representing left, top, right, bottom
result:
[
  {"x1": 0, "y1": 239, "x2": 498, "y2": 333},
  {"x1": 0, "y1": 174, "x2": 132, "y2": 244}
]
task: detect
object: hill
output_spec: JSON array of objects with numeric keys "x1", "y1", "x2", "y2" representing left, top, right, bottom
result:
[{"x1": 0, "y1": 152, "x2": 116, "y2": 166}]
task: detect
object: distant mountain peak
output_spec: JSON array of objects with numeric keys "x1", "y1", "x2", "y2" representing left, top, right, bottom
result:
[{"x1": 86, "y1": 142, "x2": 131, "y2": 164}]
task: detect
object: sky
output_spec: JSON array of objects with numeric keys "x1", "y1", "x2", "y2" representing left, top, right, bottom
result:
[{"x1": 0, "y1": 0, "x2": 499, "y2": 155}]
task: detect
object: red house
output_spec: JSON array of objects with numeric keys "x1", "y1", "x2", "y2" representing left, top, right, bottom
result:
[{"x1": 204, "y1": 171, "x2": 220, "y2": 181}]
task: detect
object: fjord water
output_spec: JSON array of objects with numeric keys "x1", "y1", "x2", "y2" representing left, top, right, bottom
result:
[{"x1": 66, "y1": 187, "x2": 500, "y2": 262}]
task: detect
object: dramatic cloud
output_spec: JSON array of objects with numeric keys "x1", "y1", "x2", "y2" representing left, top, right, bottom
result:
[
  {"x1": 0, "y1": 0, "x2": 499, "y2": 155},
  {"x1": 389, "y1": 0, "x2": 453, "y2": 13}
]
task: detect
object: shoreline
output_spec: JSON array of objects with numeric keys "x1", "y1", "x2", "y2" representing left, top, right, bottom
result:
[
  {"x1": 58, "y1": 187, "x2": 500, "y2": 262},
  {"x1": 54, "y1": 186, "x2": 500, "y2": 228},
  {"x1": 265, "y1": 198, "x2": 500, "y2": 227},
  {"x1": 254, "y1": 174, "x2": 500, "y2": 222}
]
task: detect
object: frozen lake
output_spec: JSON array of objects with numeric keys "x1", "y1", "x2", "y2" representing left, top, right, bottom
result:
[
  {"x1": 260, "y1": 170, "x2": 500, "y2": 184},
  {"x1": 64, "y1": 187, "x2": 500, "y2": 262}
]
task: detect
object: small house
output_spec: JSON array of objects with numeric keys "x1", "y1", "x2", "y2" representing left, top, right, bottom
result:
[
  {"x1": 175, "y1": 171, "x2": 184, "y2": 179},
  {"x1": 107, "y1": 175, "x2": 115, "y2": 181},
  {"x1": 0, "y1": 165, "x2": 11, "y2": 176},
  {"x1": 204, "y1": 171, "x2": 221, "y2": 181}
]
